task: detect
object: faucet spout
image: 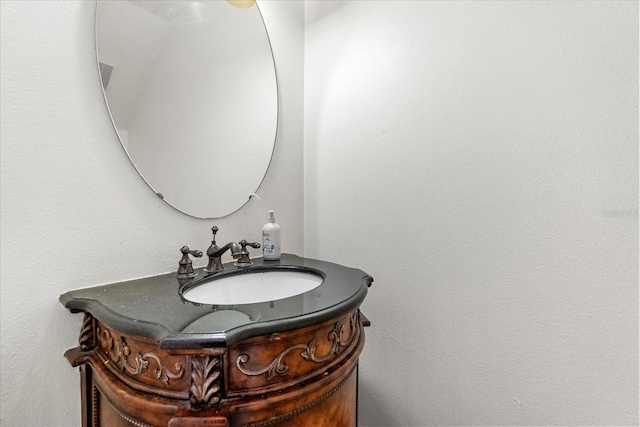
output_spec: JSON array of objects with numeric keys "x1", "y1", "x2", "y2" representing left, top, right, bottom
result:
[
  {"x1": 205, "y1": 241, "x2": 241, "y2": 273},
  {"x1": 205, "y1": 226, "x2": 245, "y2": 273},
  {"x1": 216, "y1": 242, "x2": 242, "y2": 258}
]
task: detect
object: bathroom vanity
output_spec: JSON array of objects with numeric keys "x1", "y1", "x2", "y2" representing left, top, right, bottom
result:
[
  {"x1": 61, "y1": 255, "x2": 372, "y2": 427},
  {"x1": 70, "y1": 3, "x2": 369, "y2": 424}
]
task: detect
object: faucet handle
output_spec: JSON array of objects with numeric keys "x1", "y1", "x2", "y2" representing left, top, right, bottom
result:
[
  {"x1": 177, "y1": 246, "x2": 203, "y2": 279},
  {"x1": 210, "y1": 226, "x2": 219, "y2": 243},
  {"x1": 236, "y1": 240, "x2": 261, "y2": 266},
  {"x1": 240, "y1": 239, "x2": 261, "y2": 250},
  {"x1": 206, "y1": 226, "x2": 221, "y2": 259}
]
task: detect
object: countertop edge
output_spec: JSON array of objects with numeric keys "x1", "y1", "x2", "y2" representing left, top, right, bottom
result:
[
  {"x1": 59, "y1": 255, "x2": 372, "y2": 348},
  {"x1": 60, "y1": 294, "x2": 173, "y2": 343}
]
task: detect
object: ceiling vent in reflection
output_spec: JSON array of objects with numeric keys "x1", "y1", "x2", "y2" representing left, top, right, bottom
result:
[{"x1": 99, "y1": 62, "x2": 114, "y2": 90}]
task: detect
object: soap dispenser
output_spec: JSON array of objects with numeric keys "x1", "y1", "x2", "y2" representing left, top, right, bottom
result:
[{"x1": 262, "y1": 210, "x2": 281, "y2": 261}]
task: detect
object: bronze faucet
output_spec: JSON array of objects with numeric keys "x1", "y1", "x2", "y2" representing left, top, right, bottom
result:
[
  {"x1": 204, "y1": 226, "x2": 261, "y2": 272},
  {"x1": 205, "y1": 226, "x2": 241, "y2": 273}
]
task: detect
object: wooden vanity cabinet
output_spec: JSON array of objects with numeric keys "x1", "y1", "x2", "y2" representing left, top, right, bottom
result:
[{"x1": 65, "y1": 309, "x2": 366, "y2": 427}]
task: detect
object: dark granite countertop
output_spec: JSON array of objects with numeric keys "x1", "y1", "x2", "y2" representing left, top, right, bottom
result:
[{"x1": 60, "y1": 254, "x2": 372, "y2": 349}]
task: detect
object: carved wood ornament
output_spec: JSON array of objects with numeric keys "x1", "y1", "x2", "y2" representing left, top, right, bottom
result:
[
  {"x1": 190, "y1": 355, "x2": 222, "y2": 406},
  {"x1": 67, "y1": 308, "x2": 367, "y2": 426},
  {"x1": 96, "y1": 325, "x2": 184, "y2": 385},
  {"x1": 79, "y1": 313, "x2": 94, "y2": 350},
  {"x1": 236, "y1": 311, "x2": 360, "y2": 381}
]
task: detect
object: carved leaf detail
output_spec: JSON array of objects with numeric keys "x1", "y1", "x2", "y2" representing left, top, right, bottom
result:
[
  {"x1": 130, "y1": 353, "x2": 149, "y2": 374},
  {"x1": 301, "y1": 340, "x2": 316, "y2": 360},
  {"x1": 153, "y1": 361, "x2": 185, "y2": 385},
  {"x1": 190, "y1": 356, "x2": 221, "y2": 406}
]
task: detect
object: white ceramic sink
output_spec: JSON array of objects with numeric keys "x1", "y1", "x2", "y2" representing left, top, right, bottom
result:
[{"x1": 182, "y1": 270, "x2": 323, "y2": 305}]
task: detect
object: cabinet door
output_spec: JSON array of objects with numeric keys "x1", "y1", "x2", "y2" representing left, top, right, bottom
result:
[
  {"x1": 81, "y1": 365, "x2": 150, "y2": 427},
  {"x1": 228, "y1": 360, "x2": 359, "y2": 427},
  {"x1": 96, "y1": 391, "x2": 141, "y2": 427},
  {"x1": 274, "y1": 369, "x2": 358, "y2": 427}
]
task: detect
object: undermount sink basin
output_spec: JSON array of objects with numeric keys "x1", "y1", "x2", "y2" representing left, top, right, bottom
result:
[{"x1": 182, "y1": 270, "x2": 324, "y2": 305}]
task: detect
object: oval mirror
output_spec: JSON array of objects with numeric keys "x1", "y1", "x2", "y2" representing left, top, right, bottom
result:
[{"x1": 96, "y1": 0, "x2": 278, "y2": 218}]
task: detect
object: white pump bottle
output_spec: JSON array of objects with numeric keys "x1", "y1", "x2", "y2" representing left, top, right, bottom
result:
[{"x1": 262, "y1": 210, "x2": 281, "y2": 261}]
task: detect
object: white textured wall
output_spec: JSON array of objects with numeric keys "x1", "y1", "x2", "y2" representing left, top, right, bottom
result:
[
  {"x1": 0, "y1": 1, "x2": 303, "y2": 426},
  {"x1": 2, "y1": 0, "x2": 637, "y2": 426},
  {"x1": 305, "y1": 1, "x2": 638, "y2": 426}
]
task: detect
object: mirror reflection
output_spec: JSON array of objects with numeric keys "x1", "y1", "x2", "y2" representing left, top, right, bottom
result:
[{"x1": 96, "y1": 0, "x2": 278, "y2": 218}]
